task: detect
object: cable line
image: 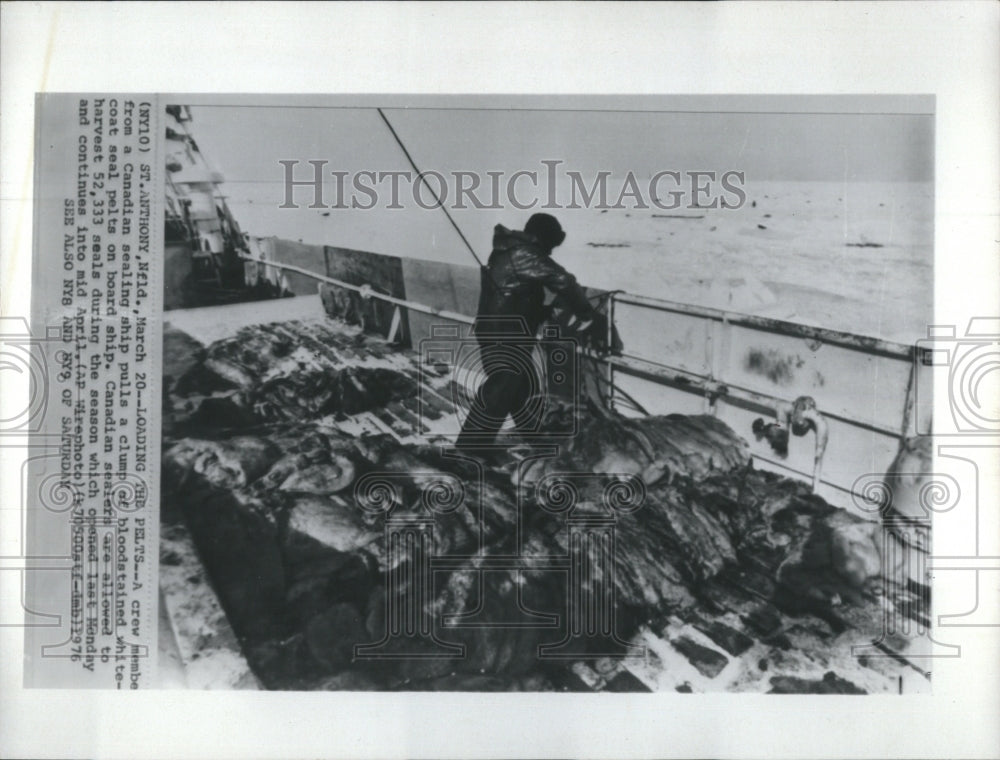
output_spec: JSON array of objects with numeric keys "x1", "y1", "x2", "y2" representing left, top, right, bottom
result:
[{"x1": 376, "y1": 108, "x2": 484, "y2": 268}]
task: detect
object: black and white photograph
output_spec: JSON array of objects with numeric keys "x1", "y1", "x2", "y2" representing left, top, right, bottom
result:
[
  {"x1": 156, "y1": 96, "x2": 935, "y2": 693},
  {"x1": 2, "y1": 3, "x2": 998, "y2": 759}
]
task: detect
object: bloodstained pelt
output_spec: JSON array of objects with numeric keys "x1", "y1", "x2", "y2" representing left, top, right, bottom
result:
[{"x1": 160, "y1": 318, "x2": 917, "y2": 692}]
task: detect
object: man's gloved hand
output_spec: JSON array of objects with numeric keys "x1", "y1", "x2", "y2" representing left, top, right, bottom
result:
[{"x1": 576, "y1": 312, "x2": 610, "y2": 354}]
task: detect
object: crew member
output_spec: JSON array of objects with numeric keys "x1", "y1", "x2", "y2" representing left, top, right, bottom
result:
[{"x1": 456, "y1": 213, "x2": 606, "y2": 451}]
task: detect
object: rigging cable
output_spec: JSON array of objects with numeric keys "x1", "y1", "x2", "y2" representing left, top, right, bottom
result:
[
  {"x1": 378, "y1": 108, "x2": 646, "y2": 417},
  {"x1": 581, "y1": 290, "x2": 651, "y2": 416},
  {"x1": 376, "y1": 107, "x2": 484, "y2": 268}
]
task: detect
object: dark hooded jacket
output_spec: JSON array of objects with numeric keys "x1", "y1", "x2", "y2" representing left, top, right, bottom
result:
[{"x1": 474, "y1": 224, "x2": 596, "y2": 339}]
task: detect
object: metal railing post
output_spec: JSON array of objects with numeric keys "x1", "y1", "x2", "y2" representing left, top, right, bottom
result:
[{"x1": 606, "y1": 293, "x2": 616, "y2": 414}]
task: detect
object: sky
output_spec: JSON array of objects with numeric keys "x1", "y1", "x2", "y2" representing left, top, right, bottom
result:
[{"x1": 184, "y1": 101, "x2": 934, "y2": 273}]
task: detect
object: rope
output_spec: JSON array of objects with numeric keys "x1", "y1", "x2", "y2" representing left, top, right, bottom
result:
[
  {"x1": 585, "y1": 352, "x2": 650, "y2": 416},
  {"x1": 376, "y1": 108, "x2": 484, "y2": 268},
  {"x1": 376, "y1": 109, "x2": 639, "y2": 418},
  {"x1": 611, "y1": 380, "x2": 651, "y2": 416},
  {"x1": 579, "y1": 289, "x2": 649, "y2": 416}
]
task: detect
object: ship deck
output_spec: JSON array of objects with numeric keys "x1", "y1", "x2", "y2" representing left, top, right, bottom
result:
[{"x1": 158, "y1": 295, "x2": 931, "y2": 693}]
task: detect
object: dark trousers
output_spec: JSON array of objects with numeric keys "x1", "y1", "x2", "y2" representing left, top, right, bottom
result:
[{"x1": 456, "y1": 341, "x2": 542, "y2": 449}]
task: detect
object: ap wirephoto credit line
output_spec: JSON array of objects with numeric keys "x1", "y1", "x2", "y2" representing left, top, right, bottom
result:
[{"x1": 14, "y1": 92, "x2": 996, "y2": 697}]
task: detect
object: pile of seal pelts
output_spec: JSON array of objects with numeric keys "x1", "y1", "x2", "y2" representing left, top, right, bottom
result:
[
  {"x1": 162, "y1": 403, "x2": 911, "y2": 692},
  {"x1": 162, "y1": 320, "x2": 420, "y2": 435}
]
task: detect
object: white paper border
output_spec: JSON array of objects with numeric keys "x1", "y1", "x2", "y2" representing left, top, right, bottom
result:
[{"x1": 2, "y1": 3, "x2": 998, "y2": 758}]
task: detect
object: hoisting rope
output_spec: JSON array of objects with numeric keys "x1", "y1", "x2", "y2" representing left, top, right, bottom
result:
[
  {"x1": 376, "y1": 108, "x2": 485, "y2": 268},
  {"x1": 377, "y1": 108, "x2": 645, "y2": 420},
  {"x1": 581, "y1": 290, "x2": 651, "y2": 417}
]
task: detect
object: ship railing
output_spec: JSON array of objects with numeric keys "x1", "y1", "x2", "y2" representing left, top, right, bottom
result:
[
  {"x1": 597, "y1": 291, "x2": 921, "y2": 505},
  {"x1": 238, "y1": 253, "x2": 922, "y2": 507},
  {"x1": 238, "y1": 253, "x2": 475, "y2": 327},
  {"x1": 602, "y1": 293, "x2": 915, "y2": 429}
]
